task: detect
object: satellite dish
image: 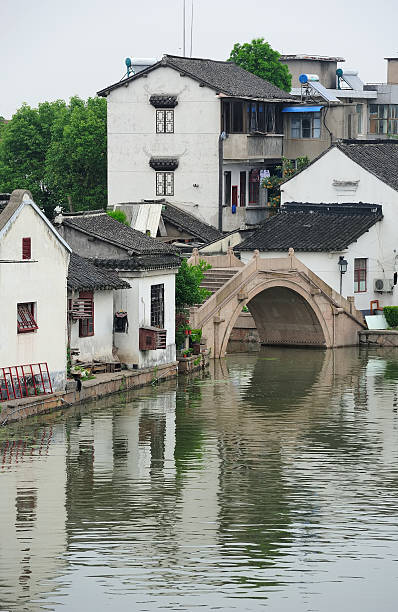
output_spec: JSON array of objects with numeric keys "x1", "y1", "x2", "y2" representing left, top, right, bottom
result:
[{"x1": 125, "y1": 57, "x2": 132, "y2": 68}]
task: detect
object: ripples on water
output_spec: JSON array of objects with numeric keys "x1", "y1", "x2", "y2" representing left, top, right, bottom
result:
[{"x1": 1, "y1": 346, "x2": 398, "y2": 611}]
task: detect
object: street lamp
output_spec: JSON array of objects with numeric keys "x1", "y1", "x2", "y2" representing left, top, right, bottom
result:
[{"x1": 338, "y1": 256, "x2": 348, "y2": 295}]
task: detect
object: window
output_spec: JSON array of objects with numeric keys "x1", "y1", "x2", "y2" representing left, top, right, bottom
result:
[
  {"x1": 156, "y1": 109, "x2": 174, "y2": 133},
  {"x1": 151, "y1": 284, "x2": 164, "y2": 328},
  {"x1": 240, "y1": 171, "x2": 246, "y2": 207},
  {"x1": 222, "y1": 100, "x2": 281, "y2": 134},
  {"x1": 224, "y1": 171, "x2": 231, "y2": 206},
  {"x1": 17, "y1": 303, "x2": 38, "y2": 333},
  {"x1": 78, "y1": 291, "x2": 94, "y2": 337},
  {"x1": 354, "y1": 258, "x2": 367, "y2": 293},
  {"x1": 291, "y1": 112, "x2": 321, "y2": 138},
  {"x1": 248, "y1": 169, "x2": 260, "y2": 205},
  {"x1": 356, "y1": 104, "x2": 363, "y2": 134},
  {"x1": 156, "y1": 172, "x2": 174, "y2": 196},
  {"x1": 369, "y1": 104, "x2": 398, "y2": 135},
  {"x1": 22, "y1": 237, "x2": 31, "y2": 260}
]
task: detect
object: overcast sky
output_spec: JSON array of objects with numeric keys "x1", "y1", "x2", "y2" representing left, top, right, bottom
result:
[{"x1": 1, "y1": 0, "x2": 397, "y2": 118}]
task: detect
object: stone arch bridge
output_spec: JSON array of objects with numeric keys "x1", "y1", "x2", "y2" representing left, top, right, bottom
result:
[{"x1": 188, "y1": 249, "x2": 365, "y2": 358}]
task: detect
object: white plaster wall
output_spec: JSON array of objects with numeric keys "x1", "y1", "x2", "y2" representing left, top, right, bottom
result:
[
  {"x1": 0, "y1": 204, "x2": 69, "y2": 391},
  {"x1": 107, "y1": 66, "x2": 221, "y2": 227},
  {"x1": 113, "y1": 269, "x2": 176, "y2": 368},
  {"x1": 276, "y1": 146, "x2": 398, "y2": 310},
  {"x1": 69, "y1": 290, "x2": 114, "y2": 362}
]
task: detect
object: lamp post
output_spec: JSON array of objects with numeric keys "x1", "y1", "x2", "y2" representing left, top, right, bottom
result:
[{"x1": 338, "y1": 256, "x2": 348, "y2": 295}]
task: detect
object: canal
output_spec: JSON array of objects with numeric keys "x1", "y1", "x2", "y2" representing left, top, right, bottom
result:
[{"x1": 1, "y1": 346, "x2": 398, "y2": 611}]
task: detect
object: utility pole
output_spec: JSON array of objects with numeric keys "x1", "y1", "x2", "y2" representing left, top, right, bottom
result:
[{"x1": 182, "y1": 0, "x2": 186, "y2": 56}]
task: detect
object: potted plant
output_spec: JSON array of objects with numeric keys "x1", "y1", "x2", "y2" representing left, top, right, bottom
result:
[{"x1": 190, "y1": 329, "x2": 202, "y2": 355}]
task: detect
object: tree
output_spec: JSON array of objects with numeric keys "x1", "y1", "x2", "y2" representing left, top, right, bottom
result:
[
  {"x1": 107, "y1": 210, "x2": 129, "y2": 225},
  {"x1": 175, "y1": 259, "x2": 211, "y2": 310},
  {"x1": 262, "y1": 156, "x2": 310, "y2": 208},
  {"x1": 45, "y1": 96, "x2": 107, "y2": 213},
  {"x1": 0, "y1": 96, "x2": 107, "y2": 217},
  {"x1": 228, "y1": 38, "x2": 291, "y2": 92}
]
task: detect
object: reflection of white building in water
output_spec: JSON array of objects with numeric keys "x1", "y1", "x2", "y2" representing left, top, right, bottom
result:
[{"x1": 0, "y1": 427, "x2": 67, "y2": 609}]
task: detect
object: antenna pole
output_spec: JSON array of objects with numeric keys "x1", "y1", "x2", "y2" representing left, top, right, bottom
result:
[
  {"x1": 183, "y1": 0, "x2": 186, "y2": 56},
  {"x1": 190, "y1": 0, "x2": 194, "y2": 57}
]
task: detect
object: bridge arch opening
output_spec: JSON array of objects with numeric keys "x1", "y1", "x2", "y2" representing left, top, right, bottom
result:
[{"x1": 247, "y1": 286, "x2": 327, "y2": 347}]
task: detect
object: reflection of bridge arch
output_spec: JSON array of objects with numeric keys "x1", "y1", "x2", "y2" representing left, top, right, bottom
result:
[{"x1": 189, "y1": 251, "x2": 365, "y2": 358}]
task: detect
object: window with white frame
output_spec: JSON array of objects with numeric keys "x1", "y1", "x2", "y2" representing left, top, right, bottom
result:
[
  {"x1": 156, "y1": 172, "x2": 174, "y2": 196},
  {"x1": 156, "y1": 109, "x2": 174, "y2": 133},
  {"x1": 291, "y1": 112, "x2": 321, "y2": 139}
]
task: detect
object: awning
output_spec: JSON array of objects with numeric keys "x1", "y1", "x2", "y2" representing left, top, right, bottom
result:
[{"x1": 282, "y1": 105, "x2": 323, "y2": 113}]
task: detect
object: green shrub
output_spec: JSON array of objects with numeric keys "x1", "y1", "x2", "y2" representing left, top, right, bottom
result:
[
  {"x1": 383, "y1": 306, "x2": 398, "y2": 328},
  {"x1": 107, "y1": 210, "x2": 129, "y2": 226}
]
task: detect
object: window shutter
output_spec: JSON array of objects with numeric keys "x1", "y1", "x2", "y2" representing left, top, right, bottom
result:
[{"x1": 22, "y1": 237, "x2": 31, "y2": 260}]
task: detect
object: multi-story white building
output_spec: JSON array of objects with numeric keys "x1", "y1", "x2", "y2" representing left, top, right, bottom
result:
[{"x1": 97, "y1": 54, "x2": 293, "y2": 233}]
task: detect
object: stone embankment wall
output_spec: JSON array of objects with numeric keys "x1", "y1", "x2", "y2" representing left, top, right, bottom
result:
[
  {"x1": 359, "y1": 330, "x2": 398, "y2": 347},
  {"x1": 0, "y1": 363, "x2": 178, "y2": 426}
]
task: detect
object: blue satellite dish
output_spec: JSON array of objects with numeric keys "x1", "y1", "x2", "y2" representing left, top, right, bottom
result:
[{"x1": 125, "y1": 57, "x2": 132, "y2": 68}]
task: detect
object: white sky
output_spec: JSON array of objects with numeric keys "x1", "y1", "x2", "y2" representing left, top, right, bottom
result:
[{"x1": 1, "y1": 0, "x2": 397, "y2": 118}]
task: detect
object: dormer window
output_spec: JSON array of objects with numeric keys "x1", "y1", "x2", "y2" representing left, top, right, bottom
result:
[{"x1": 22, "y1": 237, "x2": 31, "y2": 260}]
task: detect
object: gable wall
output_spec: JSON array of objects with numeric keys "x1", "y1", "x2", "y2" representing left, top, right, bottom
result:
[
  {"x1": 0, "y1": 204, "x2": 69, "y2": 390},
  {"x1": 107, "y1": 66, "x2": 221, "y2": 227},
  {"x1": 277, "y1": 146, "x2": 398, "y2": 309}
]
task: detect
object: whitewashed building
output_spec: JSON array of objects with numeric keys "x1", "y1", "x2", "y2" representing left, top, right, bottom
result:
[
  {"x1": 55, "y1": 210, "x2": 180, "y2": 369},
  {"x1": 97, "y1": 54, "x2": 293, "y2": 233},
  {"x1": 67, "y1": 253, "x2": 130, "y2": 363},
  {"x1": 0, "y1": 190, "x2": 70, "y2": 398},
  {"x1": 238, "y1": 141, "x2": 398, "y2": 313}
]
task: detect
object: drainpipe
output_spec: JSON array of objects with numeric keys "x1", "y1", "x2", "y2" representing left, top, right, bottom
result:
[{"x1": 218, "y1": 132, "x2": 227, "y2": 232}]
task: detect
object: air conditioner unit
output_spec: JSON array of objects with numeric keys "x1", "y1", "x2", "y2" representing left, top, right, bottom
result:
[{"x1": 374, "y1": 278, "x2": 394, "y2": 293}]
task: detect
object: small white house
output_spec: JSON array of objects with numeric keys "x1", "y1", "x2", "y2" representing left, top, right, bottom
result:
[
  {"x1": 0, "y1": 190, "x2": 71, "y2": 398},
  {"x1": 67, "y1": 253, "x2": 130, "y2": 363},
  {"x1": 55, "y1": 210, "x2": 180, "y2": 369},
  {"x1": 239, "y1": 141, "x2": 398, "y2": 313}
]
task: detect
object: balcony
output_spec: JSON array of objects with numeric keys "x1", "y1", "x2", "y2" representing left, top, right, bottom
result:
[{"x1": 223, "y1": 133, "x2": 283, "y2": 161}]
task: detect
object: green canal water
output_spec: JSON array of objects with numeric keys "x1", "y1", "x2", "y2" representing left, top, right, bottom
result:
[{"x1": 1, "y1": 346, "x2": 398, "y2": 611}]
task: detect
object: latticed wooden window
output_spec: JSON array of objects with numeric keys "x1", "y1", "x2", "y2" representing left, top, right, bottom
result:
[
  {"x1": 354, "y1": 258, "x2": 367, "y2": 293},
  {"x1": 17, "y1": 303, "x2": 38, "y2": 333},
  {"x1": 22, "y1": 237, "x2": 31, "y2": 260},
  {"x1": 78, "y1": 291, "x2": 94, "y2": 337},
  {"x1": 156, "y1": 172, "x2": 174, "y2": 196},
  {"x1": 151, "y1": 284, "x2": 164, "y2": 328},
  {"x1": 156, "y1": 109, "x2": 174, "y2": 133}
]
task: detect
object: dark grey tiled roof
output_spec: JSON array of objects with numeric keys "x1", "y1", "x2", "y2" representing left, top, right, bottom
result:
[
  {"x1": 98, "y1": 55, "x2": 294, "y2": 102},
  {"x1": 149, "y1": 158, "x2": 179, "y2": 170},
  {"x1": 0, "y1": 190, "x2": 32, "y2": 231},
  {"x1": 68, "y1": 253, "x2": 130, "y2": 291},
  {"x1": 92, "y1": 254, "x2": 181, "y2": 271},
  {"x1": 149, "y1": 95, "x2": 178, "y2": 108},
  {"x1": 60, "y1": 212, "x2": 176, "y2": 256},
  {"x1": 336, "y1": 141, "x2": 398, "y2": 193},
  {"x1": 161, "y1": 202, "x2": 223, "y2": 243},
  {"x1": 236, "y1": 202, "x2": 383, "y2": 252}
]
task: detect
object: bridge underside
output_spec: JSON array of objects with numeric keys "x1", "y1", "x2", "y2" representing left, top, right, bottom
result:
[{"x1": 248, "y1": 287, "x2": 326, "y2": 347}]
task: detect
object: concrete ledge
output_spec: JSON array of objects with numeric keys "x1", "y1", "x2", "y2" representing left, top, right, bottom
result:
[
  {"x1": 0, "y1": 362, "x2": 178, "y2": 426},
  {"x1": 359, "y1": 329, "x2": 398, "y2": 347}
]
